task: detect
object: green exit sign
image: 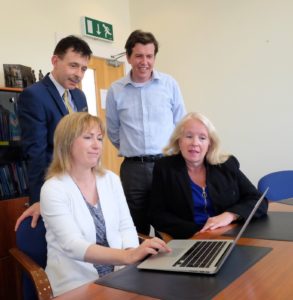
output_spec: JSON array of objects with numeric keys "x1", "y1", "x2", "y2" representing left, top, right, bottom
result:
[{"x1": 82, "y1": 16, "x2": 114, "y2": 42}]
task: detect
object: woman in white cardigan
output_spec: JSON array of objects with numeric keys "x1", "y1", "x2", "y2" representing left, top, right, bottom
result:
[{"x1": 40, "y1": 112, "x2": 170, "y2": 296}]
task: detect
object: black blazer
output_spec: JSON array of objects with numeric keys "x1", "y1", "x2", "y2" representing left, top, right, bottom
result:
[
  {"x1": 149, "y1": 154, "x2": 268, "y2": 239},
  {"x1": 18, "y1": 74, "x2": 88, "y2": 203}
]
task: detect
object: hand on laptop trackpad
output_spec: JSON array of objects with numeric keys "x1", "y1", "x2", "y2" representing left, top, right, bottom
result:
[{"x1": 157, "y1": 247, "x2": 184, "y2": 258}]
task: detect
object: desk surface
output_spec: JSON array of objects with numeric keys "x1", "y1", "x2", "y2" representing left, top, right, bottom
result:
[{"x1": 55, "y1": 202, "x2": 293, "y2": 300}]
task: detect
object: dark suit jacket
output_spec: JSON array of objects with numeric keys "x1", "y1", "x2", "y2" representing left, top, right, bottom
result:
[
  {"x1": 18, "y1": 74, "x2": 88, "y2": 203},
  {"x1": 149, "y1": 154, "x2": 268, "y2": 239}
]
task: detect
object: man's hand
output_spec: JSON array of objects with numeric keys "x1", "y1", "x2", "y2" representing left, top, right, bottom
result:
[{"x1": 14, "y1": 202, "x2": 41, "y2": 231}]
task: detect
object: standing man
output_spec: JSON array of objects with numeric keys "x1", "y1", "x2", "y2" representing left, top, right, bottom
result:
[
  {"x1": 15, "y1": 35, "x2": 92, "y2": 229},
  {"x1": 106, "y1": 30, "x2": 186, "y2": 235}
]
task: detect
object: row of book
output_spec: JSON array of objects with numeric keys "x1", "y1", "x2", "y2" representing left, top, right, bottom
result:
[
  {"x1": 0, "y1": 105, "x2": 21, "y2": 141},
  {"x1": 0, "y1": 161, "x2": 28, "y2": 199}
]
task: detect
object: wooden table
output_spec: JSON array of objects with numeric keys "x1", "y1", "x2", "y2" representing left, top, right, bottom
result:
[{"x1": 55, "y1": 202, "x2": 293, "y2": 300}]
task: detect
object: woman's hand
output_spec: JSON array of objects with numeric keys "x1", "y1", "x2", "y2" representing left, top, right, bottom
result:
[
  {"x1": 126, "y1": 237, "x2": 172, "y2": 264},
  {"x1": 200, "y1": 212, "x2": 239, "y2": 232}
]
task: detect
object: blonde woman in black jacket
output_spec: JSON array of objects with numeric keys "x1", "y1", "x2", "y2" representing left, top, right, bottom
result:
[{"x1": 149, "y1": 112, "x2": 268, "y2": 239}]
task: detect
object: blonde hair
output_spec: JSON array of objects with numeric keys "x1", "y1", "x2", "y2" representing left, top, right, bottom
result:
[
  {"x1": 46, "y1": 112, "x2": 105, "y2": 179},
  {"x1": 163, "y1": 112, "x2": 230, "y2": 165}
]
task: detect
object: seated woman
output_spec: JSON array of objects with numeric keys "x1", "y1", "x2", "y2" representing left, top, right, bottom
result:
[
  {"x1": 40, "y1": 112, "x2": 170, "y2": 296},
  {"x1": 149, "y1": 112, "x2": 268, "y2": 239}
]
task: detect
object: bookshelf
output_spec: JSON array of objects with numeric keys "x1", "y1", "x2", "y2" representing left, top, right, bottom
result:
[
  {"x1": 0, "y1": 87, "x2": 28, "y2": 300},
  {"x1": 0, "y1": 87, "x2": 29, "y2": 200}
]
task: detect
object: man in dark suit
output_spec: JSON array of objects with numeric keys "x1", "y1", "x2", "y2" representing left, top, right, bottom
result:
[{"x1": 15, "y1": 35, "x2": 92, "y2": 230}]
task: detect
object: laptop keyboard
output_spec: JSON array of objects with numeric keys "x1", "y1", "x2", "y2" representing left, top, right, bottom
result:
[{"x1": 173, "y1": 241, "x2": 226, "y2": 268}]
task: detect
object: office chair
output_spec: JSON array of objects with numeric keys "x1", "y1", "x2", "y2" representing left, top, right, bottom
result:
[
  {"x1": 9, "y1": 216, "x2": 53, "y2": 300},
  {"x1": 257, "y1": 170, "x2": 293, "y2": 201}
]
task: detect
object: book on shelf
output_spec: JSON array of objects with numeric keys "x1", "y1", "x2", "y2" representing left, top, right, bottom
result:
[
  {"x1": 0, "y1": 105, "x2": 21, "y2": 142},
  {"x1": 9, "y1": 112, "x2": 21, "y2": 141},
  {"x1": 0, "y1": 161, "x2": 28, "y2": 199}
]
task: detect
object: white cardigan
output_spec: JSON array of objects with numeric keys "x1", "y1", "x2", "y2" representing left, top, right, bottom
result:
[{"x1": 40, "y1": 170, "x2": 139, "y2": 296}]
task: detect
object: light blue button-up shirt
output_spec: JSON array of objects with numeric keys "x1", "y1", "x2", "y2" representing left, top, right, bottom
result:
[{"x1": 106, "y1": 70, "x2": 186, "y2": 157}]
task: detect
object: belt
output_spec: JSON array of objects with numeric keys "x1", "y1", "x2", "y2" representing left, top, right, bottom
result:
[{"x1": 125, "y1": 154, "x2": 163, "y2": 163}]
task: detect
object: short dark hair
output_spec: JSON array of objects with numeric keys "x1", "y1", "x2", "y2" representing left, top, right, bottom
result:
[
  {"x1": 125, "y1": 30, "x2": 159, "y2": 57},
  {"x1": 53, "y1": 35, "x2": 92, "y2": 58}
]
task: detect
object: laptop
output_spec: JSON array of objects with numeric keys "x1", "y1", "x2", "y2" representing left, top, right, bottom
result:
[{"x1": 138, "y1": 187, "x2": 268, "y2": 275}]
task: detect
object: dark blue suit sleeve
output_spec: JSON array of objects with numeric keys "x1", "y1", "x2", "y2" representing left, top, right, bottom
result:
[{"x1": 18, "y1": 87, "x2": 50, "y2": 203}]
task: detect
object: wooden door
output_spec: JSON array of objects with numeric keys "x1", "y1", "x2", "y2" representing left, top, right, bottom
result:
[{"x1": 82, "y1": 57, "x2": 124, "y2": 175}]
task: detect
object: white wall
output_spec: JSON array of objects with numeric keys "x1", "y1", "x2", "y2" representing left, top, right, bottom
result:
[
  {"x1": 129, "y1": 0, "x2": 293, "y2": 184},
  {"x1": 0, "y1": 0, "x2": 131, "y2": 85}
]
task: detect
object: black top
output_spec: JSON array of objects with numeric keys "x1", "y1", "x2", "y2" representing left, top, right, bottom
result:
[{"x1": 149, "y1": 154, "x2": 268, "y2": 238}]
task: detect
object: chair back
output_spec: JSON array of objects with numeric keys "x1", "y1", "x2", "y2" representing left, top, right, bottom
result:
[
  {"x1": 16, "y1": 216, "x2": 48, "y2": 300},
  {"x1": 257, "y1": 170, "x2": 293, "y2": 201}
]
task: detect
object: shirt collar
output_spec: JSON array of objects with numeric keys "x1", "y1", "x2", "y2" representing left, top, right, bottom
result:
[
  {"x1": 49, "y1": 73, "x2": 66, "y2": 97},
  {"x1": 123, "y1": 69, "x2": 160, "y2": 87}
]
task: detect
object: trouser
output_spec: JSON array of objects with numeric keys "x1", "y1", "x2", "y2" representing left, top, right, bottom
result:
[{"x1": 120, "y1": 159, "x2": 155, "y2": 235}]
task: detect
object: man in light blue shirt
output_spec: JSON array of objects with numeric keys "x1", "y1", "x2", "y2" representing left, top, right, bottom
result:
[{"x1": 106, "y1": 30, "x2": 186, "y2": 234}]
